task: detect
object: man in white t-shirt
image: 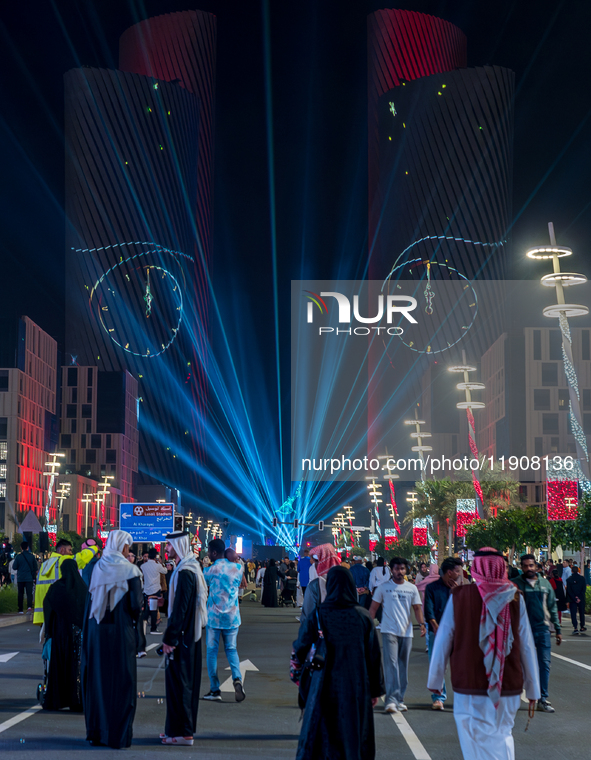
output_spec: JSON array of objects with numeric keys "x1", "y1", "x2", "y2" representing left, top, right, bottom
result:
[{"x1": 370, "y1": 556, "x2": 425, "y2": 713}]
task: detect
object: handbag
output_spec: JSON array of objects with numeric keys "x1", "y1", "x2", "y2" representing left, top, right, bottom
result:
[{"x1": 291, "y1": 609, "x2": 326, "y2": 709}]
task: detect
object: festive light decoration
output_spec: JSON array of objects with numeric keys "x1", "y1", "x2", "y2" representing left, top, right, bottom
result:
[
  {"x1": 384, "y1": 529, "x2": 398, "y2": 549},
  {"x1": 413, "y1": 526, "x2": 428, "y2": 546},
  {"x1": 456, "y1": 498, "x2": 478, "y2": 537},
  {"x1": 369, "y1": 534, "x2": 379, "y2": 553},
  {"x1": 449, "y1": 356, "x2": 485, "y2": 509},
  {"x1": 387, "y1": 479, "x2": 401, "y2": 536},
  {"x1": 527, "y1": 224, "x2": 590, "y2": 484},
  {"x1": 547, "y1": 480, "x2": 579, "y2": 521}
]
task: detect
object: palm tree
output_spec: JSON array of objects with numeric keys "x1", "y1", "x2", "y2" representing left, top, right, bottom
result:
[
  {"x1": 454, "y1": 462, "x2": 520, "y2": 519},
  {"x1": 411, "y1": 479, "x2": 460, "y2": 562}
]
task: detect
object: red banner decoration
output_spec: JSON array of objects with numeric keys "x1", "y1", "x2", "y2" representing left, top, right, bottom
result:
[
  {"x1": 413, "y1": 526, "x2": 428, "y2": 546},
  {"x1": 369, "y1": 534, "x2": 379, "y2": 552},
  {"x1": 547, "y1": 480, "x2": 578, "y2": 521},
  {"x1": 384, "y1": 529, "x2": 398, "y2": 549},
  {"x1": 456, "y1": 498, "x2": 479, "y2": 537}
]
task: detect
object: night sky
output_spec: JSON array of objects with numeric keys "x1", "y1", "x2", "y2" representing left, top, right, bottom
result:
[{"x1": 1, "y1": 1, "x2": 591, "y2": 527}]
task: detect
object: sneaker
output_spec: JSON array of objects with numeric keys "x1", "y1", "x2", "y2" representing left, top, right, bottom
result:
[
  {"x1": 149, "y1": 631, "x2": 162, "y2": 635},
  {"x1": 384, "y1": 702, "x2": 398, "y2": 713},
  {"x1": 537, "y1": 700, "x2": 555, "y2": 713},
  {"x1": 572, "y1": 629, "x2": 579, "y2": 635},
  {"x1": 26, "y1": 607, "x2": 32, "y2": 612},
  {"x1": 203, "y1": 690, "x2": 222, "y2": 701},
  {"x1": 18, "y1": 611, "x2": 24, "y2": 615},
  {"x1": 397, "y1": 703, "x2": 408, "y2": 712},
  {"x1": 233, "y1": 679, "x2": 246, "y2": 702},
  {"x1": 581, "y1": 626, "x2": 587, "y2": 632},
  {"x1": 137, "y1": 652, "x2": 147, "y2": 659},
  {"x1": 432, "y1": 700, "x2": 444, "y2": 711}
]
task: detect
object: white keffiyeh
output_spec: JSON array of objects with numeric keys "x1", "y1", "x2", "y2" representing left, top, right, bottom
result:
[
  {"x1": 88, "y1": 530, "x2": 141, "y2": 623},
  {"x1": 167, "y1": 534, "x2": 208, "y2": 641}
]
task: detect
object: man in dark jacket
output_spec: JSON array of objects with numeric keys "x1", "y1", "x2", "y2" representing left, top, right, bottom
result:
[
  {"x1": 13, "y1": 541, "x2": 38, "y2": 613},
  {"x1": 513, "y1": 554, "x2": 561, "y2": 713},
  {"x1": 566, "y1": 565, "x2": 587, "y2": 634},
  {"x1": 424, "y1": 557, "x2": 462, "y2": 710}
]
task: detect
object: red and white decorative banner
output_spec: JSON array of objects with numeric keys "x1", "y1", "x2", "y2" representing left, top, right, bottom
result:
[
  {"x1": 388, "y1": 481, "x2": 401, "y2": 536},
  {"x1": 369, "y1": 533, "x2": 379, "y2": 553},
  {"x1": 547, "y1": 480, "x2": 578, "y2": 521},
  {"x1": 384, "y1": 529, "x2": 398, "y2": 549},
  {"x1": 413, "y1": 526, "x2": 428, "y2": 546},
  {"x1": 456, "y1": 498, "x2": 479, "y2": 537}
]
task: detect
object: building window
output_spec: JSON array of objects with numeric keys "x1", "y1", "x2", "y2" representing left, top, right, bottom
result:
[
  {"x1": 87, "y1": 367, "x2": 93, "y2": 386},
  {"x1": 70, "y1": 449, "x2": 76, "y2": 464},
  {"x1": 583, "y1": 330, "x2": 590, "y2": 361},
  {"x1": 67, "y1": 367, "x2": 78, "y2": 387},
  {"x1": 71, "y1": 387, "x2": 78, "y2": 403},
  {"x1": 81, "y1": 434, "x2": 86, "y2": 448},
  {"x1": 66, "y1": 404, "x2": 77, "y2": 418},
  {"x1": 110, "y1": 464, "x2": 117, "y2": 474},
  {"x1": 535, "y1": 485, "x2": 542, "y2": 503},
  {"x1": 81, "y1": 405, "x2": 92, "y2": 419},
  {"x1": 549, "y1": 330, "x2": 562, "y2": 360},
  {"x1": 0, "y1": 370, "x2": 8, "y2": 392},
  {"x1": 558, "y1": 389, "x2": 570, "y2": 410},
  {"x1": 0, "y1": 463, "x2": 6, "y2": 478},
  {"x1": 584, "y1": 414, "x2": 591, "y2": 436},
  {"x1": 0, "y1": 442, "x2": 6, "y2": 461},
  {"x1": 533, "y1": 330, "x2": 541, "y2": 360},
  {"x1": 91, "y1": 434, "x2": 101, "y2": 449},
  {"x1": 534, "y1": 437, "x2": 543, "y2": 456},
  {"x1": 584, "y1": 389, "x2": 591, "y2": 412},
  {"x1": 87, "y1": 387, "x2": 92, "y2": 403},
  {"x1": 533, "y1": 389, "x2": 551, "y2": 411},
  {"x1": 106, "y1": 434, "x2": 112, "y2": 448},
  {"x1": 106, "y1": 449, "x2": 117, "y2": 463},
  {"x1": 550, "y1": 437, "x2": 560, "y2": 453},
  {"x1": 86, "y1": 419, "x2": 92, "y2": 433},
  {"x1": 0, "y1": 418, "x2": 6, "y2": 439},
  {"x1": 542, "y1": 414, "x2": 559, "y2": 435},
  {"x1": 71, "y1": 419, "x2": 77, "y2": 433},
  {"x1": 541, "y1": 363, "x2": 558, "y2": 386},
  {"x1": 0, "y1": 483, "x2": 5, "y2": 498},
  {"x1": 61, "y1": 434, "x2": 72, "y2": 448},
  {"x1": 85, "y1": 449, "x2": 96, "y2": 464}
]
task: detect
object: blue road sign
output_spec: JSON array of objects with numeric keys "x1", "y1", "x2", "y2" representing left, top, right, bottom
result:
[{"x1": 119, "y1": 502, "x2": 174, "y2": 542}]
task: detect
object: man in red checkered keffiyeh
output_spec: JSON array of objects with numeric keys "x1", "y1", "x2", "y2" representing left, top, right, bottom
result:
[{"x1": 471, "y1": 548, "x2": 519, "y2": 706}]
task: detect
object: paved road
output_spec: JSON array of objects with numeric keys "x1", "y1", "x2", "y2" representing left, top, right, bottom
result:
[{"x1": 0, "y1": 603, "x2": 589, "y2": 758}]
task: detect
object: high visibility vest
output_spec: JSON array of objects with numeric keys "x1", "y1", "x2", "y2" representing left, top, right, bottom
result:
[{"x1": 33, "y1": 546, "x2": 98, "y2": 625}]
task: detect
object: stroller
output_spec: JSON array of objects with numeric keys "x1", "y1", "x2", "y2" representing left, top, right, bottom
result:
[{"x1": 279, "y1": 576, "x2": 298, "y2": 607}]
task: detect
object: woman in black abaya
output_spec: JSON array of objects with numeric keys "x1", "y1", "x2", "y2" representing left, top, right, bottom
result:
[
  {"x1": 293, "y1": 566, "x2": 383, "y2": 760},
  {"x1": 261, "y1": 558, "x2": 281, "y2": 607},
  {"x1": 82, "y1": 530, "x2": 143, "y2": 748},
  {"x1": 43, "y1": 558, "x2": 88, "y2": 711}
]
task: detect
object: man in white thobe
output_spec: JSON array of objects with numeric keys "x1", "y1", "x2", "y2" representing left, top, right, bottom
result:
[{"x1": 427, "y1": 547, "x2": 540, "y2": 760}]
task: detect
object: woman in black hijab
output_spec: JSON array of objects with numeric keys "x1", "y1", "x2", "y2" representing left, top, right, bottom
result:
[
  {"x1": 261, "y1": 558, "x2": 282, "y2": 607},
  {"x1": 293, "y1": 566, "x2": 383, "y2": 760},
  {"x1": 42, "y1": 558, "x2": 89, "y2": 711}
]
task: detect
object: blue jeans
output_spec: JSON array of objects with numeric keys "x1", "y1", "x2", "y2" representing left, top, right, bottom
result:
[
  {"x1": 206, "y1": 625, "x2": 241, "y2": 691},
  {"x1": 427, "y1": 629, "x2": 447, "y2": 703},
  {"x1": 533, "y1": 629, "x2": 551, "y2": 701}
]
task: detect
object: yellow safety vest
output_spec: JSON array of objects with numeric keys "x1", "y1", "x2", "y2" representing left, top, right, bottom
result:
[{"x1": 33, "y1": 546, "x2": 98, "y2": 625}]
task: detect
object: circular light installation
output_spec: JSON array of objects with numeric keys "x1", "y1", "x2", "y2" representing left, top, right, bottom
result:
[
  {"x1": 404, "y1": 419, "x2": 426, "y2": 425},
  {"x1": 526, "y1": 246, "x2": 572, "y2": 260},
  {"x1": 543, "y1": 304, "x2": 589, "y2": 319},
  {"x1": 541, "y1": 273, "x2": 587, "y2": 287},
  {"x1": 410, "y1": 431, "x2": 432, "y2": 438},
  {"x1": 411, "y1": 445, "x2": 433, "y2": 452},
  {"x1": 456, "y1": 382, "x2": 485, "y2": 391},
  {"x1": 456, "y1": 401, "x2": 485, "y2": 410},
  {"x1": 448, "y1": 364, "x2": 477, "y2": 373}
]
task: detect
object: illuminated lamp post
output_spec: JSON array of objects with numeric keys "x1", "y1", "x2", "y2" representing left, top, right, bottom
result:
[
  {"x1": 527, "y1": 224, "x2": 590, "y2": 486},
  {"x1": 81, "y1": 491, "x2": 94, "y2": 537},
  {"x1": 449, "y1": 351, "x2": 485, "y2": 528},
  {"x1": 96, "y1": 475, "x2": 114, "y2": 537},
  {"x1": 366, "y1": 477, "x2": 383, "y2": 536},
  {"x1": 404, "y1": 410, "x2": 435, "y2": 552},
  {"x1": 343, "y1": 505, "x2": 355, "y2": 553},
  {"x1": 56, "y1": 482, "x2": 71, "y2": 532},
  {"x1": 43, "y1": 452, "x2": 66, "y2": 528}
]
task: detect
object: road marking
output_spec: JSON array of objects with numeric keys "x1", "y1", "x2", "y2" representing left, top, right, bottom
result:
[
  {"x1": 0, "y1": 652, "x2": 18, "y2": 663},
  {"x1": 146, "y1": 643, "x2": 160, "y2": 652},
  {"x1": 0, "y1": 705, "x2": 41, "y2": 735},
  {"x1": 390, "y1": 712, "x2": 431, "y2": 760},
  {"x1": 220, "y1": 659, "x2": 259, "y2": 692},
  {"x1": 551, "y1": 652, "x2": 591, "y2": 671}
]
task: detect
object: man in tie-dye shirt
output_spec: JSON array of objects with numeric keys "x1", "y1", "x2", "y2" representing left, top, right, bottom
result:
[{"x1": 202, "y1": 538, "x2": 245, "y2": 702}]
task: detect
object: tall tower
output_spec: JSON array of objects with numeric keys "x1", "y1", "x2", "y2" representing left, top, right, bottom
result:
[
  {"x1": 367, "y1": 9, "x2": 514, "y2": 458},
  {"x1": 64, "y1": 10, "x2": 216, "y2": 500}
]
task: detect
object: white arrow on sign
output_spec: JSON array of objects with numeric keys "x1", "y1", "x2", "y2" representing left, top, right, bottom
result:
[
  {"x1": 219, "y1": 659, "x2": 259, "y2": 692},
  {"x1": 0, "y1": 652, "x2": 18, "y2": 663}
]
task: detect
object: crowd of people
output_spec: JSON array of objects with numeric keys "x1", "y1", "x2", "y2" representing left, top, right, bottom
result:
[{"x1": 2, "y1": 534, "x2": 585, "y2": 758}]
